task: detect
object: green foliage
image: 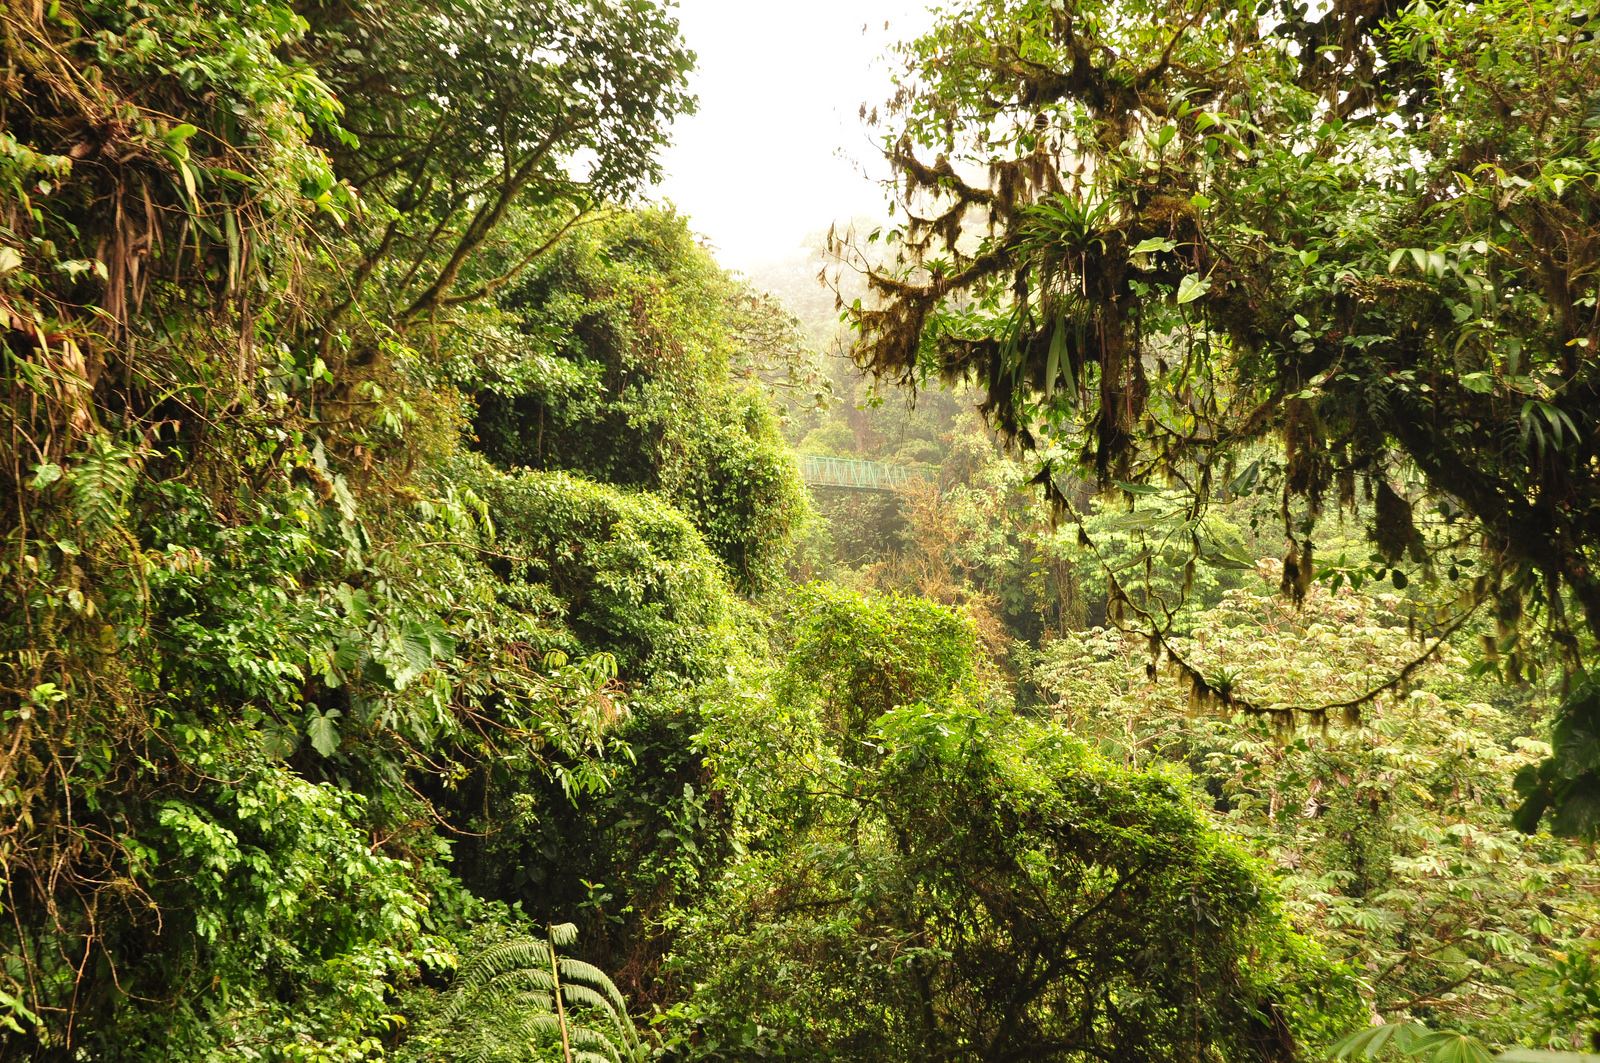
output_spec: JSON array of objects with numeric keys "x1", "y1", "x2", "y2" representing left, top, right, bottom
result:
[
  {"x1": 1514, "y1": 674, "x2": 1600, "y2": 839},
  {"x1": 473, "y1": 461, "x2": 761, "y2": 682},
  {"x1": 849, "y1": 0, "x2": 1600, "y2": 835},
  {"x1": 1333, "y1": 1023, "x2": 1495, "y2": 1063},
  {"x1": 404, "y1": 923, "x2": 644, "y2": 1063},
  {"x1": 778, "y1": 581, "x2": 984, "y2": 746},
  {"x1": 1031, "y1": 576, "x2": 1600, "y2": 1049},
  {"x1": 6, "y1": 0, "x2": 1598, "y2": 1057},
  {"x1": 849, "y1": 417, "x2": 1078, "y2": 649},
  {"x1": 301, "y1": 0, "x2": 693, "y2": 330},
  {"x1": 672, "y1": 709, "x2": 1354, "y2": 1061},
  {"x1": 468, "y1": 211, "x2": 810, "y2": 592},
  {"x1": 666, "y1": 587, "x2": 1357, "y2": 1060},
  {"x1": 432, "y1": 460, "x2": 773, "y2": 998},
  {"x1": 0, "y1": 0, "x2": 700, "y2": 1054},
  {"x1": 119, "y1": 733, "x2": 439, "y2": 1059},
  {"x1": 1327, "y1": 1025, "x2": 1600, "y2": 1063},
  {"x1": 1539, "y1": 943, "x2": 1600, "y2": 1054}
]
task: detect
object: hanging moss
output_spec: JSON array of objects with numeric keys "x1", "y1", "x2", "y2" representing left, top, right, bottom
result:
[{"x1": 1373, "y1": 479, "x2": 1421, "y2": 564}]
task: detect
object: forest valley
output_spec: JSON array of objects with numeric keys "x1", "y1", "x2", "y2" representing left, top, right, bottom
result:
[{"x1": 1, "y1": 0, "x2": 1599, "y2": 1060}]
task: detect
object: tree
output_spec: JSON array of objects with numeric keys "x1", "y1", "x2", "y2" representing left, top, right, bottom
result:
[
  {"x1": 436, "y1": 460, "x2": 776, "y2": 1003},
  {"x1": 0, "y1": 0, "x2": 698, "y2": 1051},
  {"x1": 401, "y1": 922, "x2": 646, "y2": 1063},
  {"x1": 842, "y1": 0, "x2": 1600, "y2": 835},
  {"x1": 468, "y1": 211, "x2": 809, "y2": 593},
  {"x1": 667, "y1": 587, "x2": 1356, "y2": 1061},
  {"x1": 1033, "y1": 576, "x2": 1600, "y2": 1049},
  {"x1": 299, "y1": 0, "x2": 693, "y2": 338}
]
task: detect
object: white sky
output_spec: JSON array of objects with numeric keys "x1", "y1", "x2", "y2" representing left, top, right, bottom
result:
[{"x1": 650, "y1": 0, "x2": 936, "y2": 274}]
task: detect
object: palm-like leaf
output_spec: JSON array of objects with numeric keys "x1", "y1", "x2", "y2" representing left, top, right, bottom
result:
[
  {"x1": 430, "y1": 924, "x2": 644, "y2": 1063},
  {"x1": 1333, "y1": 1023, "x2": 1518, "y2": 1063}
]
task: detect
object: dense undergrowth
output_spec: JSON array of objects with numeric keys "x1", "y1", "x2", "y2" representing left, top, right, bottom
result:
[{"x1": 1, "y1": 1, "x2": 1597, "y2": 1060}]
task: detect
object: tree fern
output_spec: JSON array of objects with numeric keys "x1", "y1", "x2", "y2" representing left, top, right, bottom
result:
[{"x1": 430, "y1": 924, "x2": 645, "y2": 1063}]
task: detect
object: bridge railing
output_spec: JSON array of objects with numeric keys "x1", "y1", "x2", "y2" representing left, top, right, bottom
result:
[{"x1": 798, "y1": 455, "x2": 930, "y2": 491}]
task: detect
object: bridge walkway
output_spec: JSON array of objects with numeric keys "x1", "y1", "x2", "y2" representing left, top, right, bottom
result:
[{"x1": 798, "y1": 455, "x2": 929, "y2": 491}]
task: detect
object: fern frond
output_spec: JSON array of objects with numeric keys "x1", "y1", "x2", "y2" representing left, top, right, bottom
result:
[
  {"x1": 558, "y1": 957, "x2": 636, "y2": 1045},
  {"x1": 458, "y1": 938, "x2": 554, "y2": 986},
  {"x1": 559, "y1": 958, "x2": 627, "y2": 1006},
  {"x1": 431, "y1": 926, "x2": 643, "y2": 1062},
  {"x1": 521, "y1": 1013, "x2": 563, "y2": 1037},
  {"x1": 442, "y1": 939, "x2": 555, "y2": 1022},
  {"x1": 480, "y1": 968, "x2": 557, "y2": 996},
  {"x1": 69, "y1": 436, "x2": 139, "y2": 538},
  {"x1": 561, "y1": 983, "x2": 627, "y2": 1034},
  {"x1": 567, "y1": 1026, "x2": 625, "y2": 1063}
]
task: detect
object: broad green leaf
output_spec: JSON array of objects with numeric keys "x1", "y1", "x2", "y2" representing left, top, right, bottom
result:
[
  {"x1": 1176, "y1": 273, "x2": 1210, "y2": 304},
  {"x1": 1332, "y1": 1022, "x2": 1428, "y2": 1059},
  {"x1": 1113, "y1": 480, "x2": 1163, "y2": 496},
  {"x1": 1410, "y1": 1031, "x2": 1495, "y2": 1063},
  {"x1": 1130, "y1": 236, "x2": 1176, "y2": 255},
  {"x1": 29, "y1": 463, "x2": 62, "y2": 489},
  {"x1": 262, "y1": 724, "x2": 299, "y2": 760},
  {"x1": 306, "y1": 710, "x2": 342, "y2": 757}
]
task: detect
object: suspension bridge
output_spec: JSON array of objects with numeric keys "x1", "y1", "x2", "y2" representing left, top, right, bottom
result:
[{"x1": 798, "y1": 455, "x2": 929, "y2": 492}]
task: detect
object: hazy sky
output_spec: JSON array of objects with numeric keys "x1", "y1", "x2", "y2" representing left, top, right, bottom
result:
[{"x1": 651, "y1": 0, "x2": 936, "y2": 274}]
